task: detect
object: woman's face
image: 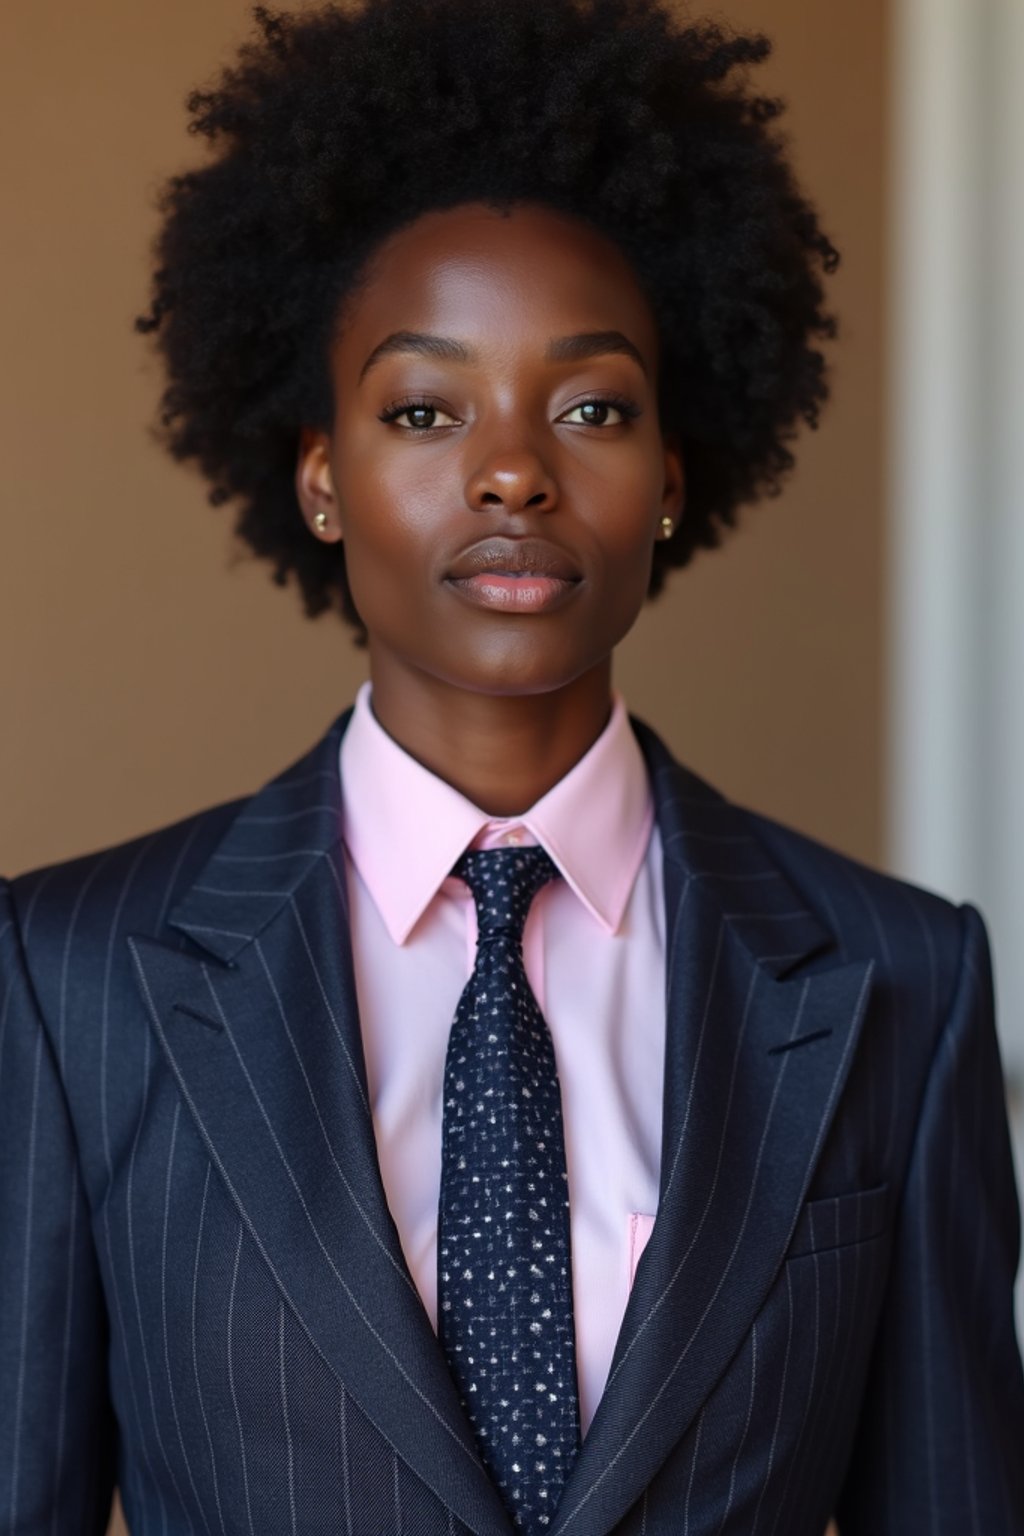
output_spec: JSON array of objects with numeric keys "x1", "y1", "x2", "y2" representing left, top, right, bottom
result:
[{"x1": 297, "y1": 200, "x2": 684, "y2": 700}]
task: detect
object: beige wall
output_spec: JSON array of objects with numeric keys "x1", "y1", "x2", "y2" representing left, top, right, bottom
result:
[{"x1": 0, "y1": 4, "x2": 885, "y2": 1530}]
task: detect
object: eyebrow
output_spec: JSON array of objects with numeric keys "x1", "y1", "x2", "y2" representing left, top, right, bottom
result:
[{"x1": 357, "y1": 328, "x2": 648, "y2": 383}]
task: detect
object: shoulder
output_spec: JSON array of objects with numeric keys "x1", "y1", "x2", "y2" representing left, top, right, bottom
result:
[
  {"x1": 730, "y1": 801, "x2": 974, "y2": 1030},
  {"x1": 701, "y1": 790, "x2": 981, "y2": 1070},
  {"x1": 635, "y1": 714, "x2": 971, "y2": 1015},
  {"x1": 746, "y1": 802, "x2": 962, "y2": 951},
  {"x1": 2, "y1": 793, "x2": 249, "y2": 966},
  {"x1": 3, "y1": 705, "x2": 352, "y2": 995}
]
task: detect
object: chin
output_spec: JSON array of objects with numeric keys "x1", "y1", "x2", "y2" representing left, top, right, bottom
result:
[{"x1": 433, "y1": 642, "x2": 607, "y2": 699}]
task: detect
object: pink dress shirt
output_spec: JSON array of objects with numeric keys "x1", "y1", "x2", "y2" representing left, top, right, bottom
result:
[{"x1": 339, "y1": 681, "x2": 666, "y2": 1434}]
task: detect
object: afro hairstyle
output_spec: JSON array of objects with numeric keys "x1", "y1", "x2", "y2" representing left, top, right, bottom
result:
[{"x1": 137, "y1": 0, "x2": 841, "y2": 643}]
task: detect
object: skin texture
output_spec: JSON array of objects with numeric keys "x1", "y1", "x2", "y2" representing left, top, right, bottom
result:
[{"x1": 296, "y1": 201, "x2": 684, "y2": 814}]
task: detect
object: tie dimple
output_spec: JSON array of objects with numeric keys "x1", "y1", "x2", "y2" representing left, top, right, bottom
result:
[{"x1": 438, "y1": 846, "x2": 581, "y2": 1534}]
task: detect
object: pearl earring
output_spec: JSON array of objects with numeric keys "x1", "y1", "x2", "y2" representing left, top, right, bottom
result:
[
  {"x1": 660, "y1": 516, "x2": 675, "y2": 540},
  {"x1": 313, "y1": 511, "x2": 329, "y2": 534}
]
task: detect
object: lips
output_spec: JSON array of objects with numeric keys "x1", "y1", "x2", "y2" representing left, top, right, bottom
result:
[
  {"x1": 445, "y1": 536, "x2": 582, "y2": 584},
  {"x1": 443, "y1": 536, "x2": 583, "y2": 616}
]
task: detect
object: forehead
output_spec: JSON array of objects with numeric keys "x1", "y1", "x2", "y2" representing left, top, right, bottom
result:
[{"x1": 336, "y1": 201, "x2": 659, "y2": 364}]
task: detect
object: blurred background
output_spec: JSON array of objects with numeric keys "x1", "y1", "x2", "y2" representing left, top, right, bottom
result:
[{"x1": 1, "y1": 1, "x2": 1021, "y2": 1531}]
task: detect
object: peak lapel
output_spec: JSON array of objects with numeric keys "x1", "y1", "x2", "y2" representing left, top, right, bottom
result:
[
  {"x1": 161, "y1": 709, "x2": 352, "y2": 965},
  {"x1": 128, "y1": 709, "x2": 513, "y2": 1536},
  {"x1": 549, "y1": 722, "x2": 874, "y2": 1536}
]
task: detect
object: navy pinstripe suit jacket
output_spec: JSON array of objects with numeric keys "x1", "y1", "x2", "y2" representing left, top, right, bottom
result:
[{"x1": 2, "y1": 708, "x2": 1023, "y2": 1536}]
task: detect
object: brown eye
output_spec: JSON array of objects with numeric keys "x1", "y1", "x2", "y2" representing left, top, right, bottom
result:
[
  {"x1": 560, "y1": 396, "x2": 641, "y2": 427},
  {"x1": 403, "y1": 405, "x2": 437, "y2": 429},
  {"x1": 379, "y1": 399, "x2": 461, "y2": 431}
]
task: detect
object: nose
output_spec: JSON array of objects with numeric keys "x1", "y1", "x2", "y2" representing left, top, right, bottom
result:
[{"x1": 464, "y1": 443, "x2": 558, "y2": 516}]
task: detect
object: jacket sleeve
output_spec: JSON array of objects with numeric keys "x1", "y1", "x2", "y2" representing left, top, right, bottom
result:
[
  {"x1": 837, "y1": 902, "x2": 1024, "y2": 1534},
  {"x1": 0, "y1": 876, "x2": 117, "y2": 1534}
]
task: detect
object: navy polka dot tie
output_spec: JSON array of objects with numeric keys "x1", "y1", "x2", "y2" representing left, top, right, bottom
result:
[{"x1": 438, "y1": 846, "x2": 581, "y2": 1533}]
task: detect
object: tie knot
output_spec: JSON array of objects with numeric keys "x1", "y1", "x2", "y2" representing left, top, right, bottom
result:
[{"x1": 452, "y1": 845, "x2": 559, "y2": 941}]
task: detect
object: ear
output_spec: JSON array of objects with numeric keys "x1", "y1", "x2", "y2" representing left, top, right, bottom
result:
[
  {"x1": 661, "y1": 433, "x2": 685, "y2": 527},
  {"x1": 295, "y1": 427, "x2": 343, "y2": 542}
]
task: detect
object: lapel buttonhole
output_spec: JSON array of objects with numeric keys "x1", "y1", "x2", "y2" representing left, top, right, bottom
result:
[
  {"x1": 171, "y1": 1001, "x2": 225, "y2": 1034},
  {"x1": 767, "y1": 1027, "x2": 833, "y2": 1056}
]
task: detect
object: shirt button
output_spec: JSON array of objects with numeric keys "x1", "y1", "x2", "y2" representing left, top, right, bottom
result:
[{"x1": 504, "y1": 828, "x2": 525, "y2": 846}]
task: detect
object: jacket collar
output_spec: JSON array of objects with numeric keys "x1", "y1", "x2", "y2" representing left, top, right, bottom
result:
[{"x1": 167, "y1": 706, "x2": 833, "y2": 982}]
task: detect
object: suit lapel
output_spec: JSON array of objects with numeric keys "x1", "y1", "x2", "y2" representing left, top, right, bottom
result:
[
  {"x1": 128, "y1": 709, "x2": 514, "y2": 1536},
  {"x1": 548, "y1": 721, "x2": 874, "y2": 1536}
]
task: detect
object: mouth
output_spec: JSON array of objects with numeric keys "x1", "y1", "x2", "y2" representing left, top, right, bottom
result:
[{"x1": 444, "y1": 536, "x2": 582, "y2": 615}]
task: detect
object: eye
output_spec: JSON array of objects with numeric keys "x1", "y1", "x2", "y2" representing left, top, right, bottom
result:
[
  {"x1": 559, "y1": 395, "x2": 642, "y2": 427},
  {"x1": 378, "y1": 398, "x2": 461, "y2": 431}
]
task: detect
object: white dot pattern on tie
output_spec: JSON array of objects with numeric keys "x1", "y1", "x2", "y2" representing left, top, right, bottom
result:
[{"x1": 438, "y1": 847, "x2": 581, "y2": 1534}]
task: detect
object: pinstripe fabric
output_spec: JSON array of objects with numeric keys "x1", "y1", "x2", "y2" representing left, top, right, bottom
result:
[{"x1": 1, "y1": 708, "x2": 1022, "y2": 1535}]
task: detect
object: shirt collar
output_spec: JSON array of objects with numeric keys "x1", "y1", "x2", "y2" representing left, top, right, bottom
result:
[{"x1": 339, "y1": 681, "x2": 653, "y2": 945}]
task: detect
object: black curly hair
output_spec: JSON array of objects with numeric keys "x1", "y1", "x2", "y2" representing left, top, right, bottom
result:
[{"x1": 137, "y1": 0, "x2": 840, "y2": 643}]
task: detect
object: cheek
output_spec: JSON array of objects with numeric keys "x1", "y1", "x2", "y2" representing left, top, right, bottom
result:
[
  {"x1": 602, "y1": 549, "x2": 658, "y2": 649},
  {"x1": 341, "y1": 521, "x2": 428, "y2": 633},
  {"x1": 583, "y1": 470, "x2": 661, "y2": 596},
  {"x1": 332, "y1": 447, "x2": 445, "y2": 601}
]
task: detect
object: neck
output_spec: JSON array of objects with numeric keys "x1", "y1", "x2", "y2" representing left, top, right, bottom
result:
[{"x1": 365, "y1": 656, "x2": 614, "y2": 816}]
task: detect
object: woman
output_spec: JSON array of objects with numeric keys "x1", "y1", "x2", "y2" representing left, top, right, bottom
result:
[{"x1": 2, "y1": 1, "x2": 1022, "y2": 1532}]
